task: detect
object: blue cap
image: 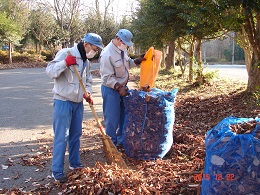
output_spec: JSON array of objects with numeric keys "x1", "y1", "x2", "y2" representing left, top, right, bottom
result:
[
  {"x1": 116, "y1": 29, "x2": 133, "y2": 47},
  {"x1": 82, "y1": 33, "x2": 103, "y2": 49}
]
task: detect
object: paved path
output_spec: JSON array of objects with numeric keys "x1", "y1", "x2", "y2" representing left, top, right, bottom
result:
[
  {"x1": 205, "y1": 64, "x2": 248, "y2": 82},
  {"x1": 0, "y1": 68, "x2": 104, "y2": 142}
]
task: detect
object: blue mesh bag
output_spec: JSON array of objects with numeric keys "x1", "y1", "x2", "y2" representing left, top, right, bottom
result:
[
  {"x1": 122, "y1": 88, "x2": 178, "y2": 160},
  {"x1": 201, "y1": 116, "x2": 260, "y2": 195}
]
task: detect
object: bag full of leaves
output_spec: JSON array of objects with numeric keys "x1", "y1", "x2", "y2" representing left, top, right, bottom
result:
[
  {"x1": 122, "y1": 88, "x2": 178, "y2": 160},
  {"x1": 201, "y1": 116, "x2": 260, "y2": 195}
]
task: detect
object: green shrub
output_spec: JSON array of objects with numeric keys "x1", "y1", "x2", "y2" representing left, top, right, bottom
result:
[
  {"x1": 206, "y1": 57, "x2": 219, "y2": 62},
  {"x1": 202, "y1": 69, "x2": 219, "y2": 83},
  {"x1": 253, "y1": 87, "x2": 260, "y2": 106}
]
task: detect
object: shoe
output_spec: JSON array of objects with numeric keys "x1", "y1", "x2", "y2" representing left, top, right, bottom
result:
[
  {"x1": 69, "y1": 164, "x2": 84, "y2": 170},
  {"x1": 116, "y1": 144, "x2": 124, "y2": 153},
  {"x1": 52, "y1": 172, "x2": 67, "y2": 183}
]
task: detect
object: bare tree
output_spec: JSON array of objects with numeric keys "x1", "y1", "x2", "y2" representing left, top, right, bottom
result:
[{"x1": 52, "y1": 0, "x2": 81, "y2": 47}]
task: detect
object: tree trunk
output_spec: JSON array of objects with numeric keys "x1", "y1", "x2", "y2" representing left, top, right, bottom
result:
[
  {"x1": 165, "y1": 40, "x2": 175, "y2": 70},
  {"x1": 243, "y1": 46, "x2": 252, "y2": 74},
  {"x1": 36, "y1": 42, "x2": 39, "y2": 54},
  {"x1": 177, "y1": 39, "x2": 185, "y2": 76},
  {"x1": 247, "y1": 55, "x2": 260, "y2": 92},
  {"x1": 237, "y1": 27, "x2": 252, "y2": 74},
  {"x1": 161, "y1": 47, "x2": 166, "y2": 68},
  {"x1": 243, "y1": 8, "x2": 260, "y2": 92},
  {"x1": 39, "y1": 44, "x2": 42, "y2": 61},
  {"x1": 8, "y1": 42, "x2": 12, "y2": 64},
  {"x1": 70, "y1": 38, "x2": 75, "y2": 47},
  {"x1": 188, "y1": 37, "x2": 196, "y2": 82},
  {"x1": 196, "y1": 39, "x2": 203, "y2": 84}
]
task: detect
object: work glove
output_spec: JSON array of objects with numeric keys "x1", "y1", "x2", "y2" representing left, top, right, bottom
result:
[
  {"x1": 119, "y1": 86, "x2": 129, "y2": 96},
  {"x1": 65, "y1": 55, "x2": 76, "y2": 67},
  {"x1": 140, "y1": 84, "x2": 150, "y2": 92},
  {"x1": 114, "y1": 83, "x2": 129, "y2": 96},
  {"x1": 83, "y1": 92, "x2": 94, "y2": 105},
  {"x1": 134, "y1": 53, "x2": 146, "y2": 65}
]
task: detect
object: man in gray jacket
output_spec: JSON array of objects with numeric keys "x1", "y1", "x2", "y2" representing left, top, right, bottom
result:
[
  {"x1": 100, "y1": 29, "x2": 145, "y2": 150},
  {"x1": 46, "y1": 33, "x2": 103, "y2": 183}
]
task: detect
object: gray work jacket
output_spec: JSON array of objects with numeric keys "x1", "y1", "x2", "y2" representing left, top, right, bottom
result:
[
  {"x1": 100, "y1": 40, "x2": 136, "y2": 89},
  {"x1": 46, "y1": 45, "x2": 92, "y2": 103}
]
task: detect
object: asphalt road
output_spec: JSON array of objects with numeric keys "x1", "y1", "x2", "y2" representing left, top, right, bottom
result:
[
  {"x1": 0, "y1": 67, "x2": 104, "y2": 142},
  {"x1": 205, "y1": 64, "x2": 248, "y2": 82}
]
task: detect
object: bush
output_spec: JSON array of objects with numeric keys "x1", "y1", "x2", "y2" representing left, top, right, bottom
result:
[
  {"x1": 41, "y1": 50, "x2": 53, "y2": 61},
  {"x1": 253, "y1": 87, "x2": 260, "y2": 107},
  {"x1": 0, "y1": 50, "x2": 47, "y2": 64},
  {"x1": 0, "y1": 51, "x2": 9, "y2": 64},
  {"x1": 203, "y1": 69, "x2": 219, "y2": 80},
  {"x1": 206, "y1": 57, "x2": 219, "y2": 62},
  {"x1": 23, "y1": 49, "x2": 36, "y2": 55}
]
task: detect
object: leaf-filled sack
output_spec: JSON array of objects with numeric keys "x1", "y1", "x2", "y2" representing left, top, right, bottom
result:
[
  {"x1": 201, "y1": 116, "x2": 260, "y2": 195},
  {"x1": 123, "y1": 88, "x2": 178, "y2": 160}
]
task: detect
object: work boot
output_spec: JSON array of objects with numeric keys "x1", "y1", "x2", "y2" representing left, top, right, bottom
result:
[
  {"x1": 52, "y1": 172, "x2": 67, "y2": 183},
  {"x1": 116, "y1": 144, "x2": 124, "y2": 153},
  {"x1": 69, "y1": 164, "x2": 84, "y2": 170}
]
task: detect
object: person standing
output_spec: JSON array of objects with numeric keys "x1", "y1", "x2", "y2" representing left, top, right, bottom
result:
[
  {"x1": 99, "y1": 29, "x2": 146, "y2": 149},
  {"x1": 46, "y1": 33, "x2": 103, "y2": 183}
]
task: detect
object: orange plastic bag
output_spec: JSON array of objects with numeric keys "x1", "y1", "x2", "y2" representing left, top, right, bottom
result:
[{"x1": 140, "y1": 47, "x2": 162, "y2": 89}]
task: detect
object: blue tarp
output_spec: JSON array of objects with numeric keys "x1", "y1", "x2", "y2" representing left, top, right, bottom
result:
[
  {"x1": 2, "y1": 45, "x2": 9, "y2": 50},
  {"x1": 201, "y1": 116, "x2": 260, "y2": 195}
]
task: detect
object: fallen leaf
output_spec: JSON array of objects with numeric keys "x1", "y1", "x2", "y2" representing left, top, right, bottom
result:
[
  {"x1": 1, "y1": 165, "x2": 8, "y2": 170},
  {"x1": 24, "y1": 177, "x2": 32, "y2": 183},
  {"x1": 3, "y1": 177, "x2": 10, "y2": 180},
  {"x1": 7, "y1": 158, "x2": 14, "y2": 163}
]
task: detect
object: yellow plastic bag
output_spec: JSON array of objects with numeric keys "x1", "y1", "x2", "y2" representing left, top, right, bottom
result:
[{"x1": 140, "y1": 47, "x2": 162, "y2": 89}]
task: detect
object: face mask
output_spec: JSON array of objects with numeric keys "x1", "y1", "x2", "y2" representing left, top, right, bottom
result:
[
  {"x1": 86, "y1": 50, "x2": 96, "y2": 59},
  {"x1": 118, "y1": 44, "x2": 127, "y2": 51}
]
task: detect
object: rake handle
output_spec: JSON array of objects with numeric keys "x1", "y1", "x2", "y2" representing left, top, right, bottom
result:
[
  {"x1": 73, "y1": 65, "x2": 105, "y2": 134},
  {"x1": 67, "y1": 51, "x2": 105, "y2": 134}
]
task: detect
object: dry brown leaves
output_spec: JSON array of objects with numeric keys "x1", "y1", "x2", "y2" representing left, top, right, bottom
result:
[
  {"x1": 19, "y1": 142, "x2": 52, "y2": 170},
  {"x1": 230, "y1": 120, "x2": 258, "y2": 134},
  {"x1": 61, "y1": 161, "x2": 200, "y2": 195},
  {"x1": 0, "y1": 62, "x2": 47, "y2": 70}
]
